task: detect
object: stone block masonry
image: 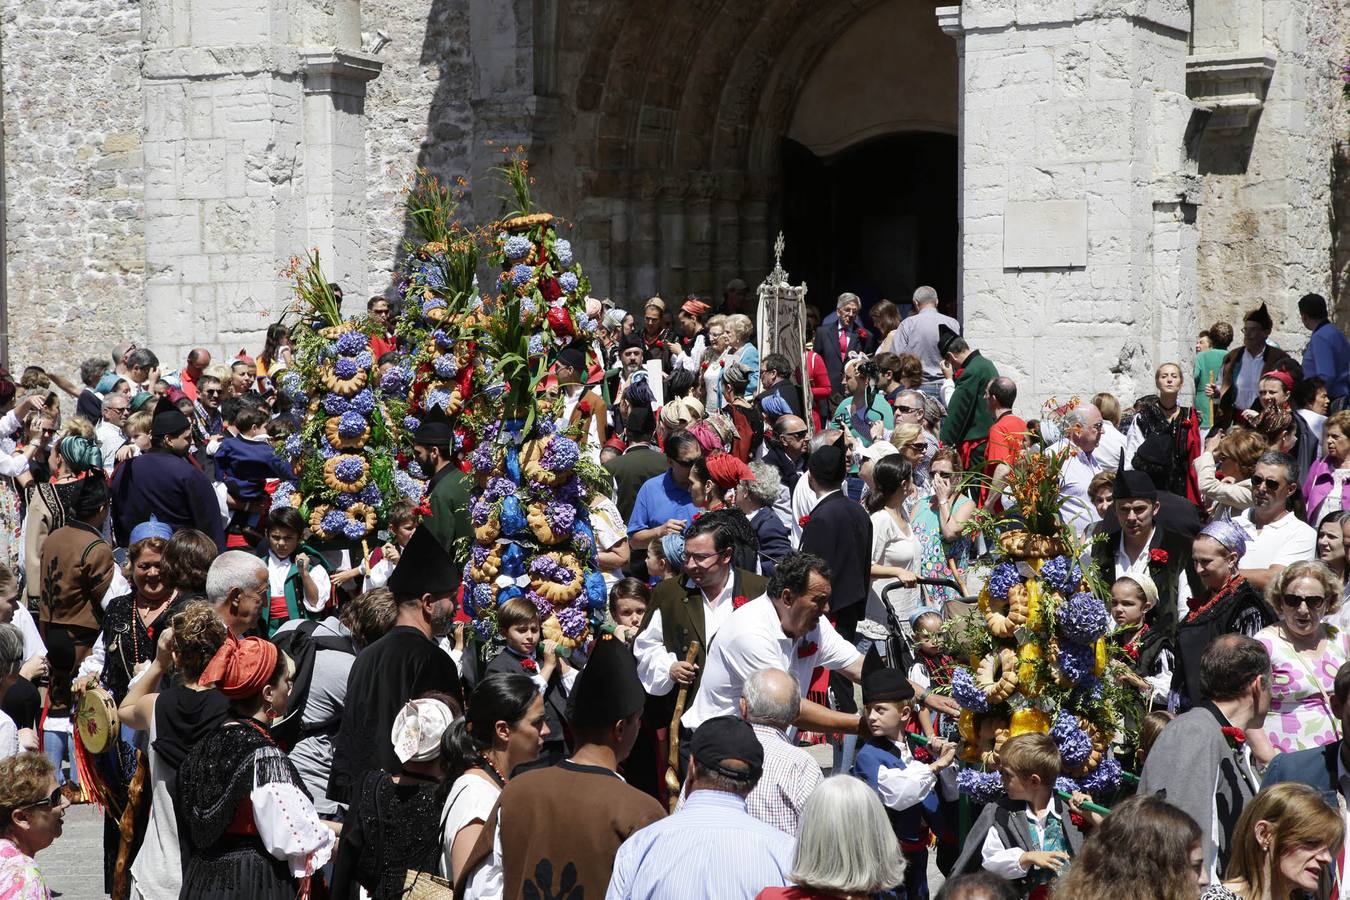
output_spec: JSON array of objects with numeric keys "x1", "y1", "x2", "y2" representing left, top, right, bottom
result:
[{"x1": 3, "y1": 0, "x2": 146, "y2": 371}]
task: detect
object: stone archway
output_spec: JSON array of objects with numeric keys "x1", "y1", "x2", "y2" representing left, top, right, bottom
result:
[{"x1": 515, "y1": 0, "x2": 959, "y2": 305}]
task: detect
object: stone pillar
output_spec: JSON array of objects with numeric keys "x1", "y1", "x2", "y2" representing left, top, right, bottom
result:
[
  {"x1": 941, "y1": 0, "x2": 1200, "y2": 410},
  {"x1": 141, "y1": 0, "x2": 380, "y2": 361}
]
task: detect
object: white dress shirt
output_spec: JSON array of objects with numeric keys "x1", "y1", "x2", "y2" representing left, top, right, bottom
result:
[
  {"x1": 558, "y1": 385, "x2": 602, "y2": 464},
  {"x1": 1113, "y1": 528, "x2": 1192, "y2": 621},
  {"x1": 683, "y1": 595, "x2": 857, "y2": 730},
  {"x1": 1049, "y1": 439, "x2": 1102, "y2": 536},
  {"x1": 1233, "y1": 509, "x2": 1317, "y2": 572},
  {"x1": 980, "y1": 803, "x2": 1062, "y2": 879}
]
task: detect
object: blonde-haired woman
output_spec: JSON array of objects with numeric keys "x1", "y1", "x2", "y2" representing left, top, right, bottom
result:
[
  {"x1": 706, "y1": 313, "x2": 759, "y2": 411},
  {"x1": 1201, "y1": 782, "x2": 1341, "y2": 899},
  {"x1": 1195, "y1": 427, "x2": 1264, "y2": 521},
  {"x1": 1125, "y1": 362, "x2": 1202, "y2": 502},
  {"x1": 1248, "y1": 560, "x2": 1349, "y2": 763},
  {"x1": 755, "y1": 775, "x2": 904, "y2": 900}
]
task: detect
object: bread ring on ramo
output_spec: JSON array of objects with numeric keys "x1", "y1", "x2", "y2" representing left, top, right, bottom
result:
[
  {"x1": 527, "y1": 503, "x2": 562, "y2": 545},
  {"x1": 474, "y1": 516, "x2": 501, "y2": 543},
  {"x1": 324, "y1": 416, "x2": 369, "y2": 450},
  {"x1": 979, "y1": 589, "x2": 1017, "y2": 639},
  {"x1": 974, "y1": 648, "x2": 1020, "y2": 705},
  {"x1": 319, "y1": 365, "x2": 368, "y2": 398}
]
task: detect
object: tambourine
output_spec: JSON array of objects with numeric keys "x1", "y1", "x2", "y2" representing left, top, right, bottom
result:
[{"x1": 75, "y1": 686, "x2": 120, "y2": 754}]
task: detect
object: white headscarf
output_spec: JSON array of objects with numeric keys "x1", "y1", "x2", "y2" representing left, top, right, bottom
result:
[{"x1": 391, "y1": 698, "x2": 455, "y2": 764}]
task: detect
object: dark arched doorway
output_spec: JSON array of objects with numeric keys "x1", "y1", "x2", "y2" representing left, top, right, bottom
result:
[{"x1": 780, "y1": 133, "x2": 958, "y2": 318}]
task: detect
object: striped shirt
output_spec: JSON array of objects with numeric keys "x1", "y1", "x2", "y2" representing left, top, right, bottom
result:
[{"x1": 606, "y1": 791, "x2": 793, "y2": 900}]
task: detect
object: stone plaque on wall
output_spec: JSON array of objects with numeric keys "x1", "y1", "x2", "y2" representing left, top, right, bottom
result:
[{"x1": 1003, "y1": 200, "x2": 1088, "y2": 268}]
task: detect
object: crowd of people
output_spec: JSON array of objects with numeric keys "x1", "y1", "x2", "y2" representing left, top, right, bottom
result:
[{"x1": 0, "y1": 282, "x2": 1348, "y2": 900}]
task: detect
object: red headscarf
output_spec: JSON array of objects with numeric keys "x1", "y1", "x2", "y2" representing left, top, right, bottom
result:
[
  {"x1": 704, "y1": 452, "x2": 755, "y2": 491},
  {"x1": 201, "y1": 636, "x2": 279, "y2": 699},
  {"x1": 1260, "y1": 369, "x2": 1295, "y2": 393}
]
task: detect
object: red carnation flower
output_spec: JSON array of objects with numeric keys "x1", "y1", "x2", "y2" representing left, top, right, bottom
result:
[
  {"x1": 798, "y1": 515, "x2": 810, "y2": 527},
  {"x1": 857, "y1": 328, "x2": 869, "y2": 341},
  {"x1": 1221, "y1": 725, "x2": 1246, "y2": 746},
  {"x1": 415, "y1": 498, "x2": 433, "y2": 518},
  {"x1": 578, "y1": 399, "x2": 593, "y2": 416},
  {"x1": 521, "y1": 658, "x2": 538, "y2": 673},
  {"x1": 733, "y1": 594, "x2": 750, "y2": 610},
  {"x1": 797, "y1": 640, "x2": 818, "y2": 659},
  {"x1": 1149, "y1": 548, "x2": 1169, "y2": 565}
]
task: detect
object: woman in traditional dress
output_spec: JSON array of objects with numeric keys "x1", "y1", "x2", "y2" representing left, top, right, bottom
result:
[
  {"x1": 116, "y1": 600, "x2": 229, "y2": 900},
  {"x1": 177, "y1": 637, "x2": 335, "y2": 898},
  {"x1": 0, "y1": 752, "x2": 70, "y2": 899},
  {"x1": 721, "y1": 362, "x2": 763, "y2": 462},
  {"x1": 20, "y1": 421, "x2": 101, "y2": 614},
  {"x1": 1172, "y1": 521, "x2": 1276, "y2": 710},
  {"x1": 1124, "y1": 362, "x2": 1202, "y2": 502},
  {"x1": 440, "y1": 674, "x2": 546, "y2": 883},
  {"x1": 0, "y1": 374, "x2": 48, "y2": 574},
  {"x1": 688, "y1": 457, "x2": 760, "y2": 573},
  {"x1": 1247, "y1": 560, "x2": 1348, "y2": 763},
  {"x1": 330, "y1": 697, "x2": 457, "y2": 899}
]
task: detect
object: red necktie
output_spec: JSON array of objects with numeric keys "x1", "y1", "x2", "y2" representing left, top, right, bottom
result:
[{"x1": 839, "y1": 327, "x2": 848, "y2": 356}]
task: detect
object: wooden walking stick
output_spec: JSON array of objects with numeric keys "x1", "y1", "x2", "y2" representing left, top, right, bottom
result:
[{"x1": 665, "y1": 641, "x2": 701, "y2": 811}]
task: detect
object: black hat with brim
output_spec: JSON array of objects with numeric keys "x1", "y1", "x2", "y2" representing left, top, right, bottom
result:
[
  {"x1": 386, "y1": 526, "x2": 461, "y2": 597},
  {"x1": 151, "y1": 406, "x2": 191, "y2": 437},
  {"x1": 937, "y1": 322, "x2": 962, "y2": 355},
  {"x1": 566, "y1": 634, "x2": 646, "y2": 729},
  {"x1": 690, "y1": 715, "x2": 764, "y2": 783},
  {"x1": 862, "y1": 667, "x2": 915, "y2": 705},
  {"x1": 413, "y1": 406, "x2": 454, "y2": 447}
]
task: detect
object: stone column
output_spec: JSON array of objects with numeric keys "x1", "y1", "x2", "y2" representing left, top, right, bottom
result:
[
  {"x1": 941, "y1": 0, "x2": 1200, "y2": 409},
  {"x1": 141, "y1": 0, "x2": 380, "y2": 360}
]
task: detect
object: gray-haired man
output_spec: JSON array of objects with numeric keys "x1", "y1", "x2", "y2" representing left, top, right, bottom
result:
[{"x1": 738, "y1": 668, "x2": 822, "y2": 835}]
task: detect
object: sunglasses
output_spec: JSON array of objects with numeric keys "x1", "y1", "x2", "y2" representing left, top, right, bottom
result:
[
  {"x1": 1281, "y1": 593, "x2": 1326, "y2": 611},
  {"x1": 670, "y1": 455, "x2": 702, "y2": 468},
  {"x1": 781, "y1": 430, "x2": 808, "y2": 439},
  {"x1": 16, "y1": 786, "x2": 63, "y2": 811},
  {"x1": 1250, "y1": 475, "x2": 1285, "y2": 491},
  {"x1": 895, "y1": 405, "x2": 922, "y2": 414}
]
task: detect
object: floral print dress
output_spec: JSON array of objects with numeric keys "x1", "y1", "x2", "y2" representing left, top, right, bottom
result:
[
  {"x1": 1255, "y1": 625, "x2": 1349, "y2": 753},
  {"x1": 0, "y1": 838, "x2": 50, "y2": 900},
  {"x1": 906, "y1": 492, "x2": 974, "y2": 607}
]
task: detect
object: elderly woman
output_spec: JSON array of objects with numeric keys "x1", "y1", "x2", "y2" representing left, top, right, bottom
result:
[
  {"x1": 1247, "y1": 560, "x2": 1349, "y2": 762},
  {"x1": 1172, "y1": 521, "x2": 1276, "y2": 710},
  {"x1": 1124, "y1": 363, "x2": 1202, "y2": 502},
  {"x1": 754, "y1": 775, "x2": 904, "y2": 900},
  {"x1": 1304, "y1": 410, "x2": 1350, "y2": 522},
  {"x1": 1194, "y1": 427, "x2": 1264, "y2": 521},
  {"x1": 736, "y1": 461, "x2": 790, "y2": 577},
  {"x1": 0, "y1": 753, "x2": 70, "y2": 896},
  {"x1": 699, "y1": 314, "x2": 731, "y2": 408}
]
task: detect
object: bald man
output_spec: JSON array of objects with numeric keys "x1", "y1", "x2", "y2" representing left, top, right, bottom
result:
[
  {"x1": 178, "y1": 348, "x2": 212, "y2": 402},
  {"x1": 763, "y1": 415, "x2": 808, "y2": 492},
  {"x1": 737, "y1": 668, "x2": 821, "y2": 835}
]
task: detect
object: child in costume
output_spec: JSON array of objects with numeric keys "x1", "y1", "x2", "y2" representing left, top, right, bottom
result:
[
  {"x1": 258, "y1": 506, "x2": 333, "y2": 637},
  {"x1": 608, "y1": 577, "x2": 650, "y2": 643},
  {"x1": 361, "y1": 499, "x2": 419, "y2": 592},
  {"x1": 851, "y1": 662, "x2": 958, "y2": 899},
  {"x1": 951, "y1": 734, "x2": 1091, "y2": 897},
  {"x1": 216, "y1": 404, "x2": 294, "y2": 546},
  {"x1": 1108, "y1": 573, "x2": 1174, "y2": 710},
  {"x1": 907, "y1": 611, "x2": 957, "y2": 743},
  {"x1": 644, "y1": 534, "x2": 683, "y2": 587},
  {"x1": 484, "y1": 597, "x2": 575, "y2": 766}
]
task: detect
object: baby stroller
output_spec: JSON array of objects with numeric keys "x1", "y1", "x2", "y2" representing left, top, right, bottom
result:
[{"x1": 878, "y1": 576, "x2": 979, "y2": 676}]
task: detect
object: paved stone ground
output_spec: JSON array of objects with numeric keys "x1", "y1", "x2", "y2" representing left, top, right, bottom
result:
[
  {"x1": 44, "y1": 750, "x2": 943, "y2": 899},
  {"x1": 42, "y1": 804, "x2": 105, "y2": 899}
]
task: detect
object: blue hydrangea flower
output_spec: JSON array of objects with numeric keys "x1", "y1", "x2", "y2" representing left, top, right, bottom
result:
[
  {"x1": 471, "y1": 442, "x2": 497, "y2": 473},
  {"x1": 354, "y1": 351, "x2": 373, "y2": 370},
  {"x1": 557, "y1": 604, "x2": 588, "y2": 639},
  {"x1": 987, "y1": 562, "x2": 1020, "y2": 600},
  {"x1": 554, "y1": 239, "x2": 573, "y2": 267},
  {"x1": 1040, "y1": 555, "x2": 1083, "y2": 595},
  {"x1": 338, "y1": 411, "x2": 367, "y2": 439},
  {"x1": 510, "y1": 264, "x2": 533, "y2": 288},
  {"x1": 342, "y1": 517, "x2": 369, "y2": 540},
  {"x1": 1054, "y1": 775, "x2": 1081, "y2": 797},
  {"x1": 540, "y1": 436, "x2": 580, "y2": 471},
  {"x1": 1050, "y1": 710, "x2": 1093, "y2": 768},
  {"x1": 320, "y1": 509, "x2": 348, "y2": 536},
  {"x1": 336, "y1": 331, "x2": 367, "y2": 356},
  {"x1": 270, "y1": 482, "x2": 296, "y2": 511},
  {"x1": 1057, "y1": 641, "x2": 1096, "y2": 684},
  {"x1": 280, "y1": 371, "x2": 303, "y2": 396},
  {"x1": 333, "y1": 456, "x2": 366, "y2": 484},
  {"x1": 432, "y1": 329, "x2": 453, "y2": 351},
  {"x1": 317, "y1": 441, "x2": 340, "y2": 460},
  {"x1": 322, "y1": 392, "x2": 351, "y2": 416},
  {"x1": 283, "y1": 434, "x2": 304, "y2": 460},
  {"x1": 394, "y1": 470, "x2": 424, "y2": 500},
  {"x1": 485, "y1": 476, "x2": 516, "y2": 502},
  {"x1": 433, "y1": 354, "x2": 458, "y2": 380},
  {"x1": 951, "y1": 667, "x2": 989, "y2": 712},
  {"x1": 426, "y1": 387, "x2": 452, "y2": 411},
  {"x1": 528, "y1": 334, "x2": 545, "y2": 356},
  {"x1": 359, "y1": 484, "x2": 382, "y2": 506},
  {"x1": 380, "y1": 366, "x2": 411, "y2": 395},
  {"x1": 333, "y1": 357, "x2": 358, "y2": 380},
  {"x1": 349, "y1": 389, "x2": 375, "y2": 416},
  {"x1": 581, "y1": 315, "x2": 598, "y2": 333},
  {"x1": 558, "y1": 272, "x2": 579, "y2": 294},
  {"x1": 403, "y1": 415, "x2": 421, "y2": 431},
  {"x1": 1056, "y1": 592, "x2": 1109, "y2": 644},
  {"x1": 520, "y1": 297, "x2": 537, "y2": 318},
  {"x1": 422, "y1": 298, "x2": 447, "y2": 318},
  {"x1": 503, "y1": 235, "x2": 532, "y2": 260},
  {"x1": 957, "y1": 769, "x2": 1004, "y2": 805},
  {"x1": 407, "y1": 460, "x2": 425, "y2": 480},
  {"x1": 1079, "y1": 757, "x2": 1122, "y2": 795},
  {"x1": 334, "y1": 491, "x2": 358, "y2": 510}
]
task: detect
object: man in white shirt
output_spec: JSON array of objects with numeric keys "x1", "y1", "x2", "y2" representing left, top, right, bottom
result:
[
  {"x1": 1234, "y1": 450, "x2": 1317, "y2": 591},
  {"x1": 553, "y1": 346, "x2": 605, "y2": 463},
  {"x1": 95, "y1": 392, "x2": 130, "y2": 472},
  {"x1": 1049, "y1": 404, "x2": 1104, "y2": 536}
]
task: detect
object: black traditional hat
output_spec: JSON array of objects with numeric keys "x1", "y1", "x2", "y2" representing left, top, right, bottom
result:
[
  {"x1": 690, "y1": 715, "x2": 764, "y2": 783},
  {"x1": 862, "y1": 667, "x2": 914, "y2": 706},
  {"x1": 1245, "y1": 302, "x2": 1273, "y2": 331},
  {"x1": 151, "y1": 405, "x2": 191, "y2": 437},
  {"x1": 807, "y1": 433, "x2": 847, "y2": 487},
  {"x1": 555, "y1": 345, "x2": 587, "y2": 372},
  {"x1": 618, "y1": 331, "x2": 645, "y2": 353},
  {"x1": 1113, "y1": 454, "x2": 1158, "y2": 501},
  {"x1": 386, "y1": 526, "x2": 461, "y2": 597},
  {"x1": 412, "y1": 406, "x2": 453, "y2": 448},
  {"x1": 566, "y1": 634, "x2": 646, "y2": 729},
  {"x1": 625, "y1": 403, "x2": 656, "y2": 437},
  {"x1": 937, "y1": 322, "x2": 962, "y2": 355}
]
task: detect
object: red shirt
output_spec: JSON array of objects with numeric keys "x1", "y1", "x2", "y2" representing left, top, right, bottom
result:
[
  {"x1": 179, "y1": 366, "x2": 203, "y2": 402},
  {"x1": 370, "y1": 332, "x2": 398, "y2": 362},
  {"x1": 983, "y1": 412, "x2": 1027, "y2": 507}
]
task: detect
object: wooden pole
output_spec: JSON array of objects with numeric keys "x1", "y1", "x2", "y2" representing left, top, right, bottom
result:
[{"x1": 665, "y1": 641, "x2": 701, "y2": 811}]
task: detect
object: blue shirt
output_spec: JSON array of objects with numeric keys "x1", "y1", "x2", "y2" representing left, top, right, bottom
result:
[
  {"x1": 626, "y1": 471, "x2": 699, "y2": 536},
  {"x1": 606, "y1": 791, "x2": 794, "y2": 900},
  {"x1": 1304, "y1": 321, "x2": 1350, "y2": 398}
]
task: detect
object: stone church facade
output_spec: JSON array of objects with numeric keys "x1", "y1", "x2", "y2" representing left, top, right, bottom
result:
[{"x1": 2, "y1": 0, "x2": 1347, "y2": 407}]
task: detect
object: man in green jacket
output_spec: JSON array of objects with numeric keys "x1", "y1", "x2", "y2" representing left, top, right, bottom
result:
[
  {"x1": 412, "y1": 417, "x2": 472, "y2": 561},
  {"x1": 937, "y1": 323, "x2": 999, "y2": 471}
]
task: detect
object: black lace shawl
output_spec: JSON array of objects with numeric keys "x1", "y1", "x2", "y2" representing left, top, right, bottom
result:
[
  {"x1": 177, "y1": 720, "x2": 307, "y2": 852},
  {"x1": 334, "y1": 770, "x2": 448, "y2": 899}
]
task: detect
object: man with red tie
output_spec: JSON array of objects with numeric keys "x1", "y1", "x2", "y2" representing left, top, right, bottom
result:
[{"x1": 812, "y1": 293, "x2": 872, "y2": 401}]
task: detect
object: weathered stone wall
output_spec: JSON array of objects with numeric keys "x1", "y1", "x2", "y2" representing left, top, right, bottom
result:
[
  {"x1": 1193, "y1": 0, "x2": 1350, "y2": 355},
  {"x1": 2, "y1": 0, "x2": 145, "y2": 371},
  {"x1": 360, "y1": 0, "x2": 473, "y2": 299}
]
